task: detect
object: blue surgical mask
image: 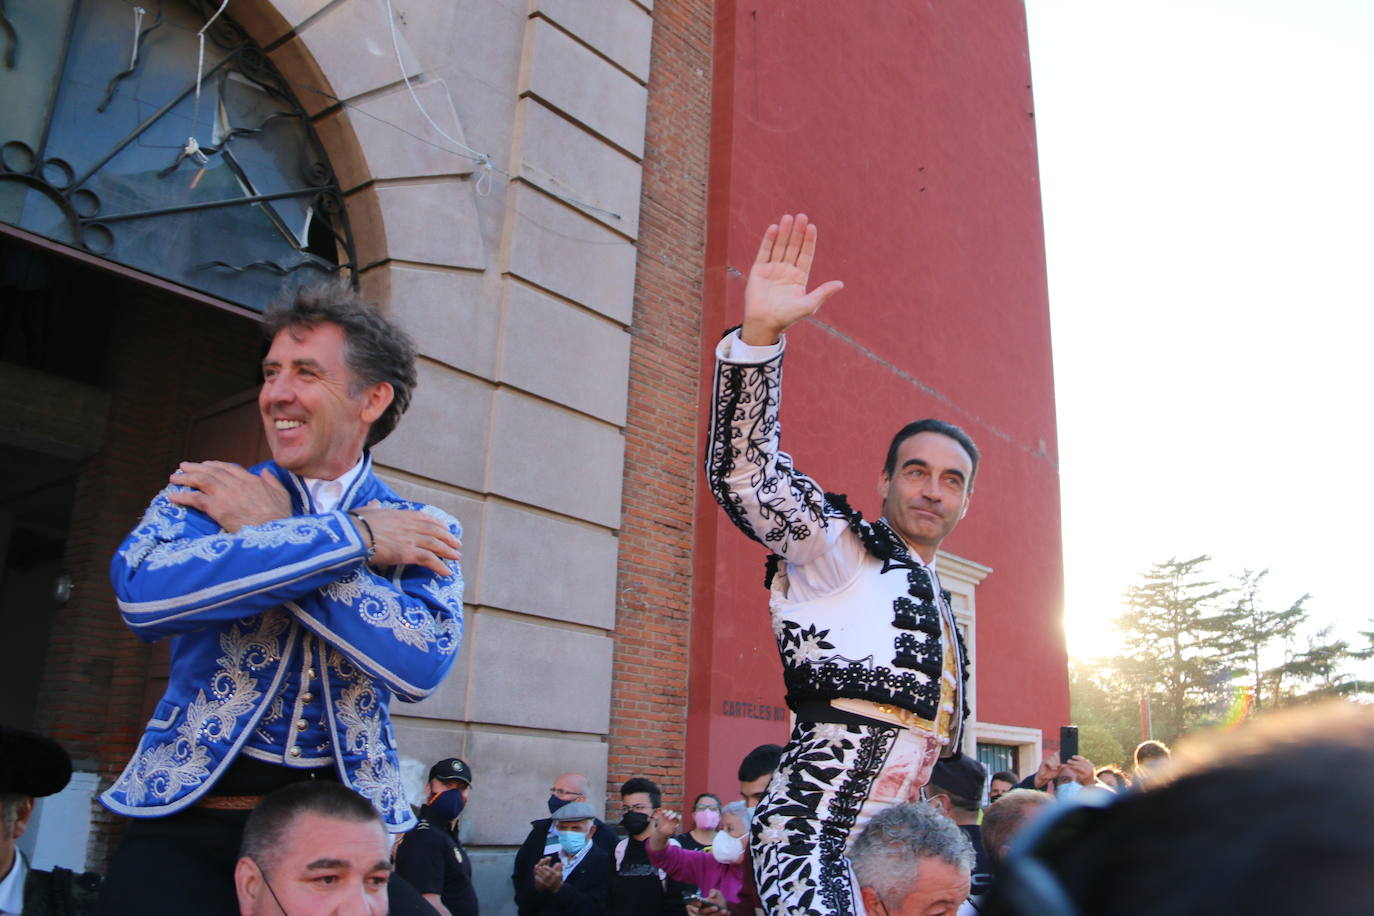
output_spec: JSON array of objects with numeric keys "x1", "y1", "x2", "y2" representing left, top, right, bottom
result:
[
  {"x1": 1055, "y1": 781, "x2": 1085, "y2": 803},
  {"x1": 557, "y1": 829, "x2": 588, "y2": 855},
  {"x1": 428, "y1": 787, "x2": 466, "y2": 822}
]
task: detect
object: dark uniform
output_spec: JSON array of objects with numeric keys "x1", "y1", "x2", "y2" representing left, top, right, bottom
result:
[{"x1": 395, "y1": 804, "x2": 479, "y2": 915}]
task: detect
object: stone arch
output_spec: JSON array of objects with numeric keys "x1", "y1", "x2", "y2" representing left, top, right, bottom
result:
[{"x1": 232, "y1": 0, "x2": 489, "y2": 310}]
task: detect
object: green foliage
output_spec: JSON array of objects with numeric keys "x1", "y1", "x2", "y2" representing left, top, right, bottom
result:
[
  {"x1": 1270, "y1": 625, "x2": 1374, "y2": 703},
  {"x1": 1115, "y1": 555, "x2": 1234, "y2": 743},
  {"x1": 1209, "y1": 569, "x2": 1308, "y2": 712},
  {"x1": 1070, "y1": 558, "x2": 1371, "y2": 748},
  {"x1": 1069, "y1": 659, "x2": 1143, "y2": 766},
  {"x1": 1078, "y1": 722, "x2": 1126, "y2": 772}
]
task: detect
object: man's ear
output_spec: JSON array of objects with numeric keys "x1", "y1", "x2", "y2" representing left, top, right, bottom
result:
[
  {"x1": 859, "y1": 885, "x2": 884, "y2": 914},
  {"x1": 927, "y1": 792, "x2": 953, "y2": 817},
  {"x1": 360, "y1": 381, "x2": 394, "y2": 425},
  {"x1": 585, "y1": 823, "x2": 596, "y2": 837},
  {"x1": 877, "y1": 470, "x2": 891, "y2": 502},
  {"x1": 957, "y1": 493, "x2": 971, "y2": 520},
  {"x1": 234, "y1": 857, "x2": 266, "y2": 916},
  {"x1": 10, "y1": 798, "x2": 34, "y2": 841}
]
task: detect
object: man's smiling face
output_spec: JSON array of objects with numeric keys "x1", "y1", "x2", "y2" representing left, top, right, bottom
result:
[{"x1": 258, "y1": 322, "x2": 388, "y2": 480}]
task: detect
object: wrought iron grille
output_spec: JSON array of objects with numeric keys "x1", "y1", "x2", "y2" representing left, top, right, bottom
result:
[{"x1": 0, "y1": 0, "x2": 357, "y2": 311}]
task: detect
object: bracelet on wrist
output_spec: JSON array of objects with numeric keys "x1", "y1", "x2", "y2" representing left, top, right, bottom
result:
[{"x1": 348, "y1": 510, "x2": 377, "y2": 559}]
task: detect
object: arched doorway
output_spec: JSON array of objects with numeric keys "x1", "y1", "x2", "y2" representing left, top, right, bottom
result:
[{"x1": 0, "y1": 0, "x2": 365, "y2": 870}]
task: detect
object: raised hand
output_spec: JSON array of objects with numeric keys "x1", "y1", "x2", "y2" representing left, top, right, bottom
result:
[
  {"x1": 648, "y1": 809, "x2": 681, "y2": 850},
  {"x1": 741, "y1": 213, "x2": 844, "y2": 346},
  {"x1": 1061, "y1": 755, "x2": 1098, "y2": 787},
  {"x1": 168, "y1": 461, "x2": 292, "y2": 532},
  {"x1": 1034, "y1": 752, "x2": 1061, "y2": 790},
  {"x1": 353, "y1": 500, "x2": 462, "y2": 577}
]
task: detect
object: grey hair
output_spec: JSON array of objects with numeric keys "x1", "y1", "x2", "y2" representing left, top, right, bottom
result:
[
  {"x1": 850, "y1": 802, "x2": 975, "y2": 906},
  {"x1": 720, "y1": 800, "x2": 752, "y2": 831}
]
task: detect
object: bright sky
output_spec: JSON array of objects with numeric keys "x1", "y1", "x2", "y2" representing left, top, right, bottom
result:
[{"x1": 1024, "y1": 0, "x2": 1374, "y2": 660}]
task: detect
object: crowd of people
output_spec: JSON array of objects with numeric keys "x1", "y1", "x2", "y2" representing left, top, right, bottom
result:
[
  {"x1": 14, "y1": 701, "x2": 1374, "y2": 916},
  {"x1": 6, "y1": 221, "x2": 1373, "y2": 916}
]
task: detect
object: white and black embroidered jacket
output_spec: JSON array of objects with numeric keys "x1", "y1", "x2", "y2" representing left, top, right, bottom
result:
[
  {"x1": 101, "y1": 452, "x2": 463, "y2": 830},
  {"x1": 706, "y1": 331, "x2": 969, "y2": 739}
]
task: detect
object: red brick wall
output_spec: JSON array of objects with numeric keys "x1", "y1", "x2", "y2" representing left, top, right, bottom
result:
[
  {"x1": 29, "y1": 277, "x2": 260, "y2": 867},
  {"x1": 607, "y1": 0, "x2": 714, "y2": 810},
  {"x1": 688, "y1": 0, "x2": 1066, "y2": 798}
]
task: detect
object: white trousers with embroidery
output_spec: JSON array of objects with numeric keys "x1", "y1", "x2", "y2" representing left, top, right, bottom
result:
[{"x1": 750, "y1": 718, "x2": 943, "y2": 915}]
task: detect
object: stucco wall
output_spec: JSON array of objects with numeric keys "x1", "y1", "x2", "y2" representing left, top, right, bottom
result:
[{"x1": 246, "y1": 0, "x2": 659, "y2": 907}]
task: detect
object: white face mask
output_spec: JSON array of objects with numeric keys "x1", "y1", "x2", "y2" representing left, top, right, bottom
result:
[{"x1": 710, "y1": 829, "x2": 745, "y2": 864}]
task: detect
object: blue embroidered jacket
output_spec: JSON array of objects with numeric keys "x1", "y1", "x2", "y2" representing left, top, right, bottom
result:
[{"x1": 100, "y1": 453, "x2": 463, "y2": 831}]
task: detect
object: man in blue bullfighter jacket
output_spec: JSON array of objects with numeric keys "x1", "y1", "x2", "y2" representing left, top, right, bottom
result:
[{"x1": 97, "y1": 283, "x2": 464, "y2": 915}]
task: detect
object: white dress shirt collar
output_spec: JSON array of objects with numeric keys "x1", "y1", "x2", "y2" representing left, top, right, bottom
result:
[
  {"x1": 303, "y1": 455, "x2": 365, "y2": 513},
  {"x1": 0, "y1": 849, "x2": 28, "y2": 916}
]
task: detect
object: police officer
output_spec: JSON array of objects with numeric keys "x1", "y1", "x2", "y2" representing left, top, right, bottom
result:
[{"x1": 396, "y1": 757, "x2": 479, "y2": 915}]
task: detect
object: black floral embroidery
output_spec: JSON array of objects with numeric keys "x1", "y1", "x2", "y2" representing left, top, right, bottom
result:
[
  {"x1": 752, "y1": 719, "x2": 901, "y2": 915},
  {"x1": 705, "y1": 350, "x2": 830, "y2": 554},
  {"x1": 766, "y1": 500, "x2": 966, "y2": 721}
]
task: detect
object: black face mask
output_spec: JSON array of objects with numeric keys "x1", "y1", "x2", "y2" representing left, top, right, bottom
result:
[
  {"x1": 548, "y1": 794, "x2": 570, "y2": 815},
  {"x1": 620, "y1": 811, "x2": 651, "y2": 836}
]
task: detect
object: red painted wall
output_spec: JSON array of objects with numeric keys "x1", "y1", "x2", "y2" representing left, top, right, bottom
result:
[{"x1": 687, "y1": 0, "x2": 1068, "y2": 801}]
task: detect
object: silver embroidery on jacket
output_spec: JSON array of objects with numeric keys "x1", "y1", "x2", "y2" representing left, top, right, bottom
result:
[
  {"x1": 320, "y1": 566, "x2": 461, "y2": 654},
  {"x1": 329, "y1": 648, "x2": 407, "y2": 818},
  {"x1": 112, "y1": 611, "x2": 288, "y2": 803},
  {"x1": 143, "y1": 516, "x2": 343, "y2": 570}
]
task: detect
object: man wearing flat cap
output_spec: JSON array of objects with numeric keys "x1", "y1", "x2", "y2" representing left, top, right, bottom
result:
[
  {"x1": 925, "y1": 755, "x2": 993, "y2": 897},
  {"x1": 395, "y1": 757, "x2": 478, "y2": 915},
  {"x1": 517, "y1": 801, "x2": 613, "y2": 916},
  {"x1": 0, "y1": 726, "x2": 98, "y2": 915}
]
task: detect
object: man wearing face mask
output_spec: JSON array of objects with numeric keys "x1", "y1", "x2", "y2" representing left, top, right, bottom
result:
[
  {"x1": 925, "y1": 756, "x2": 993, "y2": 899},
  {"x1": 611, "y1": 778, "x2": 687, "y2": 916},
  {"x1": 518, "y1": 803, "x2": 612, "y2": 915},
  {"x1": 514, "y1": 772, "x2": 617, "y2": 909},
  {"x1": 395, "y1": 758, "x2": 478, "y2": 915}
]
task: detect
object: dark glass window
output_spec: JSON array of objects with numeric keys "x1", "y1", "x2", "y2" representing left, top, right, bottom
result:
[
  {"x1": 0, "y1": 0, "x2": 355, "y2": 311},
  {"x1": 977, "y1": 742, "x2": 1018, "y2": 775}
]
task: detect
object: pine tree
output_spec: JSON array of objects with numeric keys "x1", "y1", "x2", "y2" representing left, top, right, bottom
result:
[
  {"x1": 1112, "y1": 555, "x2": 1233, "y2": 743},
  {"x1": 1209, "y1": 569, "x2": 1308, "y2": 712},
  {"x1": 1275, "y1": 625, "x2": 1373, "y2": 701}
]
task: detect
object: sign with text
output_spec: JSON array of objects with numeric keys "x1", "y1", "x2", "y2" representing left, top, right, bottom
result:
[{"x1": 720, "y1": 699, "x2": 788, "y2": 722}]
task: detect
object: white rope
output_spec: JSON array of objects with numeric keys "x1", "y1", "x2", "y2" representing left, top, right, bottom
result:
[
  {"x1": 382, "y1": 0, "x2": 491, "y2": 167},
  {"x1": 188, "y1": 0, "x2": 231, "y2": 161},
  {"x1": 377, "y1": 0, "x2": 618, "y2": 218},
  {"x1": 128, "y1": 6, "x2": 145, "y2": 68}
]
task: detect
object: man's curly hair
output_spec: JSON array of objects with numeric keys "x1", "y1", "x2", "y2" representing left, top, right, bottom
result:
[{"x1": 262, "y1": 282, "x2": 418, "y2": 448}]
